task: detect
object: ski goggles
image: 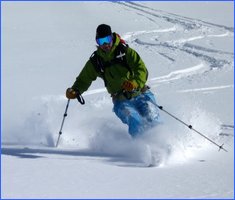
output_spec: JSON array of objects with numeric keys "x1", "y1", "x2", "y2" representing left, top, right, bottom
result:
[{"x1": 96, "y1": 35, "x2": 113, "y2": 46}]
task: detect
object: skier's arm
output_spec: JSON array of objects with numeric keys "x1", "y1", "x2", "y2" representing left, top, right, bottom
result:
[
  {"x1": 71, "y1": 60, "x2": 98, "y2": 94},
  {"x1": 125, "y1": 47, "x2": 148, "y2": 89}
]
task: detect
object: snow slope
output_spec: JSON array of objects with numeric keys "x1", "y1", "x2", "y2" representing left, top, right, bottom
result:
[{"x1": 1, "y1": 1, "x2": 234, "y2": 198}]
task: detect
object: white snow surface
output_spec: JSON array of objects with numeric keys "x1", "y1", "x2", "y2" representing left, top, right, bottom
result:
[{"x1": 1, "y1": 1, "x2": 234, "y2": 199}]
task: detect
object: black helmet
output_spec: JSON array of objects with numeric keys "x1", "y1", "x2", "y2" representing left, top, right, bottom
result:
[{"x1": 96, "y1": 24, "x2": 112, "y2": 39}]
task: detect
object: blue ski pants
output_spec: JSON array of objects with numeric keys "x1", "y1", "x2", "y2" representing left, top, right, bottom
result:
[{"x1": 113, "y1": 90, "x2": 160, "y2": 137}]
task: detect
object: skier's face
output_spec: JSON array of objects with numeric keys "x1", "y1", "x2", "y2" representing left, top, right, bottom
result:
[
  {"x1": 99, "y1": 41, "x2": 113, "y2": 53},
  {"x1": 96, "y1": 35, "x2": 113, "y2": 53}
]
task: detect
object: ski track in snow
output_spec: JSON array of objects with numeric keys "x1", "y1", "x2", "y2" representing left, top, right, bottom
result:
[
  {"x1": 177, "y1": 85, "x2": 234, "y2": 93},
  {"x1": 118, "y1": 2, "x2": 233, "y2": 69},
  {"x1": 150, "y1": 63, "x2": 208, "y2": 83}
]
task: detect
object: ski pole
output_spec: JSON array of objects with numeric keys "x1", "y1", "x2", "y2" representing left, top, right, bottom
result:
[
  {"x1": 56, "y1": 92, "x2": 85, "y2": 147},
  {"x1": 151, "y1": 102, "x2": 228, "y2": 152},
  {"x1": 56, "y1": 99, "x2": 70, "y2": 147}
]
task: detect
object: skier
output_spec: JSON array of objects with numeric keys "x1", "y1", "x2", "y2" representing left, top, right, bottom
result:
[{"x1": 66, "y1": 24, "x2": 160, "y2": 137}]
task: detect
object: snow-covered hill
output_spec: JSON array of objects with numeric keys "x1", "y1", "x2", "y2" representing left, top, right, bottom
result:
[{"x1": 2, "y1": 2, "x2": 234, "y2": 198}]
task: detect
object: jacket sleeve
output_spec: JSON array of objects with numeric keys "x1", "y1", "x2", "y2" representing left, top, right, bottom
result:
[
  {"x1": 125, "y1": 47, "x2": 148, "y2": 89},
  {"x1": 71, "y1": 60, "x2": 98, "y2": 94}
]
